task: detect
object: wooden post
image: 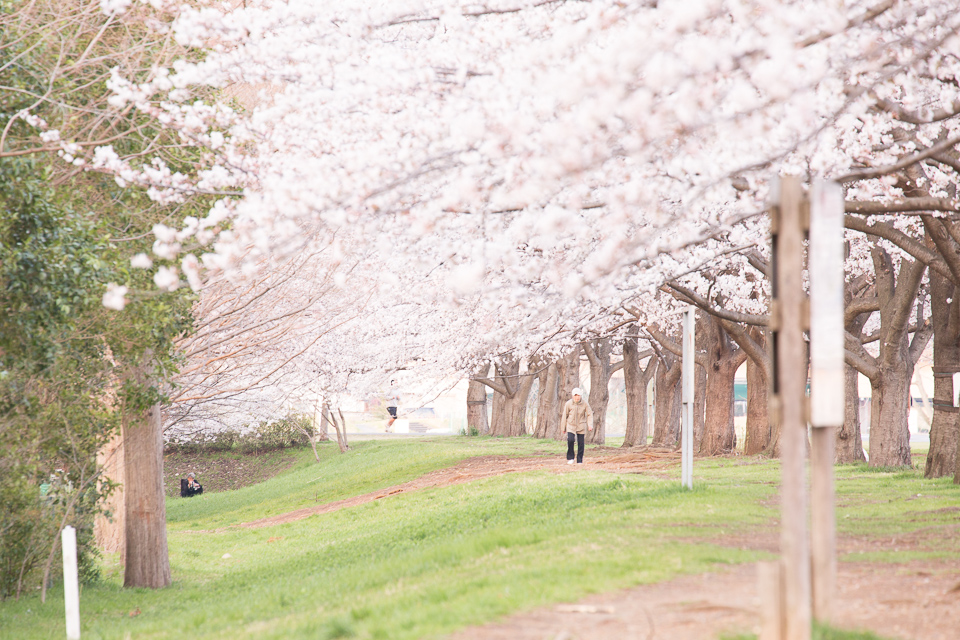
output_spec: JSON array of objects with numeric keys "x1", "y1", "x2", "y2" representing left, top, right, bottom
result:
[
  {"x1": 808, "y1": 180, "x2": 844, "y2": 622},
  {"x1": 681, "y1": 306, "x2": 695, "y2": 489},
  {"x1": 769, "y1": 175, "x2": 811, "y2": 640}
]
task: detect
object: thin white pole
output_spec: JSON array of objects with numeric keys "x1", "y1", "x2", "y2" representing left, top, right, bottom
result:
[
  {"x1": 808, "y1": 179, "x2": 845, "y2": 623},
  {"x1": 62, "y1": 526, "x2": 81, "y2": 640},
  {"x1": 681, "y1": 306, "x2": 695, "y2": 489}
]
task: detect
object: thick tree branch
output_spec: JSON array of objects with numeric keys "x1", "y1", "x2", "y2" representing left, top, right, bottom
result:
[
  {"x1": 799, "y1": 0, "x2": 895, "y2": 48},
  {"x1": 874, "y1": 97, "x2": 960, "y2": 125},
  {"x1": 662, "y1": 282, "x2": 768, "y2": 326},
  {"x1": 718, "y1": 319, "x2": 771, "y2": 384},
  {"x1": 646, "y1": 327, "x2": 708, "y2": 368},
  {"x1": 845, "y1": 296, "x2": 880, "y2": 325},
  {"x1": 845, "y1": 198, "x2": 960, "y2": 215},
  {"x1": 922, "y1": 215, "x2": 960, "y2": 283},
  {"x1": 471, "y1": 377, "x2": 510, "y2": 397},
  {"x1": 845, "y1": 331, "x2": 879, "y2": 381},
  {"x1": 837, "y1": 135, "x2": 960, "y2": 183},
  {"x1": 845, "y1": 215, "x2": 951, "y2": 277}
]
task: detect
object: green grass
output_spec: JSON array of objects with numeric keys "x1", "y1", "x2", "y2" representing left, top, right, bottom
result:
[
  {"x1": 3, "y1": 437, "x2": 958, "y2": 640},
  {"x1": 724, "y1": 623, "x2": 895, "y2": 640}
]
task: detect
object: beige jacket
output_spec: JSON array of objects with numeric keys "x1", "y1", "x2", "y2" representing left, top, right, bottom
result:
[{"x1": 561, "y1": 398, "x2": 593, "y2": 434}]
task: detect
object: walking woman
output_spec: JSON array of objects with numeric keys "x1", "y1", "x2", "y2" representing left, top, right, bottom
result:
[{"x1": 561, "y1": 387, "x2": 593, "y2": 464}]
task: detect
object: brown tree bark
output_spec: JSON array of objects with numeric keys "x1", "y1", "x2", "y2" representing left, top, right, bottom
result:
[
  {"x1": 584, "y1": 338, "x2": 615, "y2": 445},
  {"x1": 558, "y1": 346, "x2": 581, "y2": 409},
  {"x1": 652, "y1": 350, "x2": 682, "y2": 446},
  {"x1": 122, "y1": 401, "x2": 171, "y2": 589},
  {"x1": 533, "y1": 361, "x2": 560, "y2": 439},
  {"x1": 94, "y1": 431, "x2": 125, "y2": 557},
  {"x1": 693, "y1": 315, "x2": 709, "y2": 450},
  {"x1": 837, "y1": 282, "x2": 872, "y2": 464},
  {"x1": 487, "y1": 359, "x2": 536, "y2": 437},
  {"x1": 926, "y1": 271, "x2": 960, "y2": 477},
  {"x1": 467, "y1": 363, "x2": 491, "y2": 435},
  {"x1": 743, "y1": 346, "x2": 770, "y2": 456},
  {"x1": 699, "y1": 316, "x2": 747, "y2": 456},
  {"x1": 837, "y1": 363, "x2": 866, "y2": 463},
  {"x1": 622, "y1": 334, "x2": 657, "y2": 447},
  {"x1": 867, "y1": 248, "x2": 930, "y2": 467}
]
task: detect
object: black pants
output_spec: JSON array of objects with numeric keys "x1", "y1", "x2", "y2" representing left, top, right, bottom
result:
[{"x1": 567, "y1": 432, "x2": 585, "y2": 463}]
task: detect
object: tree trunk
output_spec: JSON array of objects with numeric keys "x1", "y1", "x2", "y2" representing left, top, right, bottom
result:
[
  {"x1": 533, "y1": 361, "x2": 560, "y2": 439},
  {"x1": 314, "y1": 397, "x2": 329, "y2": 442},
  {"x1": 652, "y1": 352, "x2": 682, "y2": 446},
  {"x1": 694, "y1": 362, "x2": 707, "y2": 450},
  {"x1": 122, "y1": 402, "x2": 171, "y2": 589},
  {"x1": 700, "y1": 356, "x2": 740, "y2": 455},
  {"x1": 926, "y1": 273, "x2": 960, "y2": 477},
  {"x1": 489, "y1": 360, "x2": 519, "y2": 437},
  {"x1": 836, "y1": 364, "x2": 867, "y2": 463},
  {"x1": 868, "y1": 248, "x2": 927, "y2": 468},
  {"x1": 94, "y1": 431, "x2": 125, "y2": 558},
  {"x1": 489, "y1": 359, "x2": 536, "y2": 437},
  {"x1": 467, "y1": 363, "x2": 491, "y2": 435},
  {"x1": 558, "y1": 346, "x2": 581, "y2": 410},
  {"x1": 699, "y1": 316, "x2": 746, "y2": 456},
  {"x1": 584, "y1": 339, "x2": 612, "y2": 445},
  {"x1": 743, "y1": 353, "x2": 770, "y2": 455},
  {"x1": 623, "y1": 337, "x2": 656, "y2": 447},
  {"x1": 868, "y1": 353, "x2": 913, "y2": 467}
]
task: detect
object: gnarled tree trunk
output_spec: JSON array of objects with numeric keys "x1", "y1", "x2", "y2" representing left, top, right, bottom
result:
[
  {"x1": 558, "y1": 346, "x2": 581, "y2": 410},
  {"x1": 623, "y1": 334, "x2": 656, "y2": 447},
  {"x1": 533, "y1": 361, "x2": 560, "y2": 439},
  {"x1": 836, "y1": 364, "x2": 866, "y2": 463},
  {"x1": 584, "y1": 339, "x2": 614, "y2": 445},
  {"x1": 868, "y1": 354, "x2": 913, "y2": 468},
  {"x1": 699, "y1": 316, "x2": 747, "y2": 456},
  {"x1": 488, "y1": 359, "x2": 536, "y2": 437},
  {"x1": 743, "y1": 351, "x2": 770, "y2": 455},
  {"x1": 926, "y1": 272, "x2": 960, "y2": 477},
  {"x1": 652, "y1": 351, "x2": 682, "y2": 446},
  {"x1": 467, "y1": 363, "x2": 491, "y2": 435},
  {"x1": 868, "y1": 249, "x2": 929, "y2": 467}
]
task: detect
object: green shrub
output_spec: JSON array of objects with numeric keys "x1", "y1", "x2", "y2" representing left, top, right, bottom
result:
[{"x1": 164, "y1": 415, "x2": 316, "y2": 455}]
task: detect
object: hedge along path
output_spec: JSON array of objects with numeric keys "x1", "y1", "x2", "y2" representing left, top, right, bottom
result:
[{"x1": 234, "y1": 448, "x2": 681, "y2": 529}]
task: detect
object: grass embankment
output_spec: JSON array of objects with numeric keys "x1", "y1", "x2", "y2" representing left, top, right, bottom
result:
[
  {"x1": 3, "y1": 437, "x2": 958, "y2": 640},
  {"x1": 163, "y1": 448, "x2": 302, "y2": 497}
]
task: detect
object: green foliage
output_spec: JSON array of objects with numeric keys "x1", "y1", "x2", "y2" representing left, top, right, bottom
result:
[
  {"x1": 724, "y1": 623, "x2": 895, "y2": 640},
  {"x1": 165, "y1": 415, "x2": 318, "y2": 455},
  {"x1": 0, "y1": 153, "x2": 194, "y2": 598},
  {"x1": 0, "y1": 0, "x2": 206, "y2": 601}
]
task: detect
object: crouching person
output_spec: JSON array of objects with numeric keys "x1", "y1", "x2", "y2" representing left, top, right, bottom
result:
[
  {"x1": 561, "y1": 387, "x2": 593, "y2": 464},
  {"x1": 180, "y1": 472, "x2": 204, "y2": 497}
]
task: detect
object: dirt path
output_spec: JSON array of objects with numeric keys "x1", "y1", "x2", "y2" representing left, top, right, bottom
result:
[
  {"x1": 449, "y1": 561, "x2": 960, "y2": 640},
  {"x1": 238, "y1": 449, "x2": 680, "y2": 529}
]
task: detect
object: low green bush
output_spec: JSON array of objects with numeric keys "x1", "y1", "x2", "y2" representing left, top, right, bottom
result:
[{"x1": 164, "y1": 415, "x2": 316, "y2": 455}]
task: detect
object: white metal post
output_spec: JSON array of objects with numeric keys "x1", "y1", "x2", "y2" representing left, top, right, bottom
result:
[
  {"x1": 808, "y1": 179, "x2": 845, "y2": 623},
  {"x1": 681, "y1": 305, "x2": 695, "y2": 489},
  {"x1": 62, "y1": 526, "x2": 81, "y2": 640}
]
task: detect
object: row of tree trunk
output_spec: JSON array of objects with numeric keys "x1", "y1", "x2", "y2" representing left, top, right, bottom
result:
[{"x1": 468, "y1": 296, "x2": 957, "y2": 478}]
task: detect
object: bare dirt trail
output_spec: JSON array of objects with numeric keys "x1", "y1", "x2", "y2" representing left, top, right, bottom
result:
[
  {"x1": 238, "y1": 448, "x2": 681, "y2": 529},
  {"x1": 449, "y1": 560, "x2": 960, "y2": 640}
]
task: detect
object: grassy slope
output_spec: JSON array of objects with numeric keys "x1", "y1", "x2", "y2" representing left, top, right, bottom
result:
[{"x1": 3, "y1": 437, "x2": 958, "y2": 640}]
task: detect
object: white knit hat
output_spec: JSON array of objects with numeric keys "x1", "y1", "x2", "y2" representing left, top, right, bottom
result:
[{"x1": 572, "y1": 387, "x2": 583, "y2": 396}]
